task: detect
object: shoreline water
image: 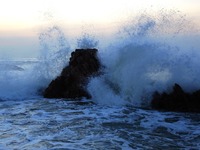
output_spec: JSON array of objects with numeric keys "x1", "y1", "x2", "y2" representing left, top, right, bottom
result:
[{"x1": 0, "y1": 98, "x2": 200, "y2": 149}]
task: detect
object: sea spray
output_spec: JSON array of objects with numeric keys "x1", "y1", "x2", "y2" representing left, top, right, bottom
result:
[
  {"x1": 0, "y1": 61, "x2": 39, "y2": 100},
  {"x1": 87, "y1": 10, "x2": 200, "y2": 106},
  {"x1": 0, "y1": 10, "x2": 200, "y2": 105},
  {"x1": 0, "y1": 26, "x2": 71, "y2": 100},
  {"x1": 0, "y1": 7, "x2": 200, "y2": 150},
  {"x1": 37, "y1": 26, "x2": 71, "y2": 81},
  {"x1": 77, "y1": 33, "x2": 99, "y2": 49}
]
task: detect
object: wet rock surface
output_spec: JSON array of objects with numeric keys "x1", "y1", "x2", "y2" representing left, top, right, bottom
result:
[
  {"x1": 151, "y1": 83, "x2": 200, "y2": 113},
  {"x1": 44, "y1": 49, "x2": 101, "y2": 99}
]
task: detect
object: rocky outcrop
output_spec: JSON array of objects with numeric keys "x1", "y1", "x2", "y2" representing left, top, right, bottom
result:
[
  {"x1": 43, "y1": 48, "x2": 101, "y2": 99},
  {"x1": 151, "y1": 83, "x2": 200, "y2": 113}
]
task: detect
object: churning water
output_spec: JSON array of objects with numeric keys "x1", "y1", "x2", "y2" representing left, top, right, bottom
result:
[{"x1": 0, "y1": 10, "x2": 200, "y2": 149}]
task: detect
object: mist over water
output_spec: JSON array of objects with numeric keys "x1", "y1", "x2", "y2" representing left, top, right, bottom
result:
[{"x1": 0, "y1": 10, "x2": 200, "y2": 107}]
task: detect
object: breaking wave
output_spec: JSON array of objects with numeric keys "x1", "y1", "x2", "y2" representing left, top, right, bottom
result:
[{"x1": 0, "y1": 10, "x2": 200, "y2": 107}]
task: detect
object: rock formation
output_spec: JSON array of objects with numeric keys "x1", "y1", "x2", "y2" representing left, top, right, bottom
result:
[
  {"x1": 43, "y1": 48, "x2": 101, "y2": 99},
  {"x1": 151, "y1": 83, "x2": 200, "y2": 113}
]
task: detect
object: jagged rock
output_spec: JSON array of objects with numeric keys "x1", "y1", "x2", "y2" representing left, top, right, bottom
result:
[
  {"x1": 44, "y1": 48, "x2": 101, "y2": 99},
  {"x1": 151, "y1": 83, "x2": 200, "y2": 113}
]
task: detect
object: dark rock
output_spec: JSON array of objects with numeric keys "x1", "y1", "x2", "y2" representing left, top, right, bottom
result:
[
  {"x1": 44, "y1": 48, "x2": 101, "y2": 99},
  {"x1": 151, "y1": 83, "x2": 200, "y2": 113}
]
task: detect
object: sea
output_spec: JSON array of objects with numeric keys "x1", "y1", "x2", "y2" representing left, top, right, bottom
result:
[{"x1": 0, "y1": 11, "x2": 200, "y2": 149}]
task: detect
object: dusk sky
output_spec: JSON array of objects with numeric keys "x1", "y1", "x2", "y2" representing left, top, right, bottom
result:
[{"x1": 0, "y1": 0, "x2": 200, "y2": 59}]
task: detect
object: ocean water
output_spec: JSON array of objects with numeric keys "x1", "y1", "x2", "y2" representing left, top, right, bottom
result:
[
  {"x1": 0, "y1": 98, "x2": 200, "y2": 149},
  {"x1": 1, "y1": 11, "x2": 200, "y2": 149}
]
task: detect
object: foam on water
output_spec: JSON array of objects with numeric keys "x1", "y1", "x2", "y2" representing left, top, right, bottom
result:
[{"x1": 0, "y1": 99, "x2": 199, "y2": 149}]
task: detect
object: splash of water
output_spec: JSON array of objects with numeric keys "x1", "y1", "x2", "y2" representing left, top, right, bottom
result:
[
  {"x1": 88, "y1": 10, "x2": 200, "y2": 106},
  {"x1": 77, "y1": 33, "x2": 99, "y2": 49},
  {"x1": 37, "y1": 26, "x2": 71, "y2": 81},
  {"x1": 0, "y1": 10, "x2": 200, "y2": 106},
  {"x1": 0, "y1": 26, "x2": 71, "y2": 100}
]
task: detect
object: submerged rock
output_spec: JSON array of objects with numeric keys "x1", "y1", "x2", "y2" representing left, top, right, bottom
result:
[
  {"x1": 44, "y1": 48, "x2": 101, "y2": 99},
  {"x1": 151, "y1": 83, "x2": 200, "y2": 113}
]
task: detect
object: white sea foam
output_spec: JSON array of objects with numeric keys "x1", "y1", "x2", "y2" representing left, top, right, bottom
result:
[{"x1": 0, "y1": 99, "x2": 199, "y2": 149}]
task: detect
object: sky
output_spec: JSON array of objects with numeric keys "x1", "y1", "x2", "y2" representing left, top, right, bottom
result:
[{"x1": 0, "y1": 0, "x2": 200, "y2": 59}]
